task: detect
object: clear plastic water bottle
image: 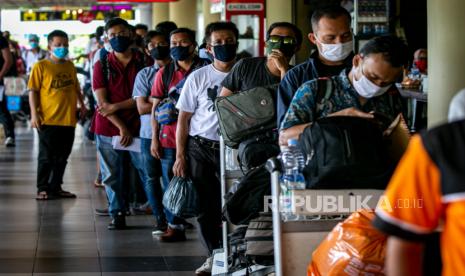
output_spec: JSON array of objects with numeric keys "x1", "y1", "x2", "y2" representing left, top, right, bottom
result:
[{"x1": 281, "y1": 139, "x2": 306, "y2": 190}]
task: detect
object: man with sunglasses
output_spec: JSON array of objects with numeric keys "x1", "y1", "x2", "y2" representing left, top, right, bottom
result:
[
  {"x1": 219, "y1": 22, "x2": 302, "y2": 97},
  {"x1": 277, "y1": 6, "x2": 355, "y2": 125},
  {"x1": 279, "y1": 35, "x2": 408, "y2": 145}
]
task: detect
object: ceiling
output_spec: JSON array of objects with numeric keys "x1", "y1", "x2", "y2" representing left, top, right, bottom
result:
[{"x1": 0, "y1": 0, "x2": 99, "y2": 9}]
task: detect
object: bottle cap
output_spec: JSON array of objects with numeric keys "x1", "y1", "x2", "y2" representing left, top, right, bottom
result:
[{"x1": 287, "y1": 139, "x2": 298, "y2": 146}]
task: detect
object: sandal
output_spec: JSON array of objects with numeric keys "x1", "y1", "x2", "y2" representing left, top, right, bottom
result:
[
  {"x1": 55, "y1": 190, "x2": 77, "y2": 198},
  {"x1": 36, "y1": 191, "x2": 49, "y2": 200}
]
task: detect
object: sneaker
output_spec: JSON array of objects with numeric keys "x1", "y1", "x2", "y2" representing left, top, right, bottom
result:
[
  {"x1": 108, "y1": 212, "x2": 126, "y2": 230},
  {"x1": 152, "y1": 221, "x2": 168, "y2": 236},
  {"x1": 4, "y1": 137, "x2": 15, "y2": 147},
  {"x1": 195, "y1": 257, "x2": 213, "y2": 276},
  {"x1": 158, "y1": 227, "x2": 186, "y2": 242},
  {"x1": 183, "y1": 221, "x2": 195, "y2": 230}
]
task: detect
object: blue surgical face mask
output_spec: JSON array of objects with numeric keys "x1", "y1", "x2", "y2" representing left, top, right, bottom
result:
[
  {"x1": 52, "y1": 47, "x2": 69, "y2": 59},
  {"x1": 30, "y1": 42, "x2": 39, "y2": 49},
  {"x1": 170, "y1": 46, "x2": 192, "y2": 61}
]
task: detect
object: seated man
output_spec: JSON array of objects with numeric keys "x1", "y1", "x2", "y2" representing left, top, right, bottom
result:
[
  {"x1": 373, "y1": 119, "x2": 465, "y2": 276},
  {"x1": 279, "y1": 35, "x2": 408, "y2": 145}
]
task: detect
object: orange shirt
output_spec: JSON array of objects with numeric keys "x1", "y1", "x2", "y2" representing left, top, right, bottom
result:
[{"x1": 374, "y1": 133, "x2": 465, "y2": 276}]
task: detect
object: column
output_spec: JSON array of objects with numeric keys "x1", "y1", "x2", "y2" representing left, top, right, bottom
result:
[
  {"x1": 427, "y1": 0, "x2": 465, "y2": 127},
  {"x1": 265, "y1": 0, "x2": 293, "y2": 29},
  {"x1": 138, "y1": 4, "x2": 153, "y2": 27},
  {"x1": 203, "y1": 0, "x2": 221, "y2": 28},
  {"x1": 152, "y1": 2, "x2": 170, "y2": 27},
  {"x1": 169, "y1": 0, "x2": 197, "y2": 30}
]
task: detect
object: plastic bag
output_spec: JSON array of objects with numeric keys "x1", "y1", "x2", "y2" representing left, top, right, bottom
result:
[
  {"x1": 162, "y1": 176, "x2": 199, "y2": 219},
  {"x1": 308, "y1": 210, "x2": 387, "y2": 276}
]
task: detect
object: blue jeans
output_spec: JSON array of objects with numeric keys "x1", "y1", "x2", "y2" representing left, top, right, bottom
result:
[
  {"x1": 160, "y1": 147, "x2": 184, "y2": 226},
  {"x1": 140, "y1": 138, "x2": 166, "y2": 223},
  {"x1": 96, "y1": 135, "x2": 145, "y2": 218}
]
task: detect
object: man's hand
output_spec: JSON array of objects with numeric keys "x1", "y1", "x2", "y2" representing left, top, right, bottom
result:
[
  {"x1": 150, "y1": 138, "x2": 162, "y2": 159},
  {"x1": 328, "y1": 107, "x2": 375, "y2": 119},
  {"x1": 119, "y1": 126, "x2": 133, "y2": 147},
  {"x1": 98, "y1": 102, "x2": 118, "y2": 117},
  {"x1": 268, "y1": 49, "x2": 289, "y2": 75},
  {"x1": 79, "y1": 105, "x2": 89, "y2": 120},
  {"x1": 173, "y1": 156, "x2": 187, "y2": 178},
  {"x1": 30, "y1": 113, "x2": 42, "y2": 131}
]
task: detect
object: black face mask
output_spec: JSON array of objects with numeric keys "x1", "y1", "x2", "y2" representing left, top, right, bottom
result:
[
  {"x1": 135, "y1": 35, "x2": 144, "y2": 47},
  {"x1": 109, "y1": 36, "x2": 132, "y2": 53},
  {"x1": 213, "y1": 44, "x2": 237, "y2": 62},
  {"x1": 266, "y1": 41, "x2": 295, "y2": 58},
  {"x1": 170, "y1": 46, "x2": 192, "y2": 61},
  {"x1": 150, "y1": 46, "x2": 170, "y2": 60}
]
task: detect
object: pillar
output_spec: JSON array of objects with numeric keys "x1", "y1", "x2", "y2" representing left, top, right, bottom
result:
[
  {"x1": 427, "y1": 0, "x2": 465, "y2": 127},
  {"x1": 138, "y1": 4, "x2": 153, "y2": 28},
  {"x1": 265, "y1": 0, "x2": 293, "y2": 29},
  {"x1": 169, "y1": 0, "x2": 198, "y2": 30},
  {"x1": 203, "y1": 0, "x2": 221, "y2": 28},
  {"x1": 152, "y1": 3, "x2": 170, "y2": 28}
]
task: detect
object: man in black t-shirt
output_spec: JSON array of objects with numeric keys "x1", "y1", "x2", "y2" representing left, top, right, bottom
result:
[
  {"x1": 219, "y1": 22, "x2": 302, "y2": 96},
  {"x1": 0, "y1": 34, "x2": 15, "y2": 147}
]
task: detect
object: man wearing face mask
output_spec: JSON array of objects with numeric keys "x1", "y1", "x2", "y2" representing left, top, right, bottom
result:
[
  {"x1": 91, "y1": 18, "x2": 153, "y2": 230},
  {"x1": 150, "y1": 28, "x2": 209, "y2": 241},
  {"x1": 173, "y1": 21, "x2": 239, "y2": 275},
  {"x1": 28, "y1": 30, "x2": 86, "y2": 200},
  {"x1": 277, "y1": 6, "x2": 355, "y2": 125},
  {"x1": 219, "y1": 22, "x2": 302, "y2": 97},
  {"x1": 132, "y1": 29, "x2": 178, "y2": 236},
  {"x1": 279, "y1": 35, "x2": 408, "y2": 144},
  {"x1": 22, "y1": 34, "x2": 48, "y2": 75}
]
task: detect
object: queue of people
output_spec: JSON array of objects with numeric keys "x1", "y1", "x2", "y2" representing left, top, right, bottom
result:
[{"x1": 1, "y1": 4, "x2": 462, "y2": 276}]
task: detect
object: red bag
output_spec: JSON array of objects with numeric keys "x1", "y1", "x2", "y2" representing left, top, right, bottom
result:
[{"x1": 308, "y1": 210, "x2": 387, "y2": 276}]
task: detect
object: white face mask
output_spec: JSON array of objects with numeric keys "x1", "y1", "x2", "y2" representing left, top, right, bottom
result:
[
  {"x1": 104, "y1": 42, "x2": 112, "y2": 52},
  {"x1": 352, "y1": 65, "x2": 391, "y2": 98},
  {"x1": 315, "y1": 36, "x2": 353, "y2": 62}
]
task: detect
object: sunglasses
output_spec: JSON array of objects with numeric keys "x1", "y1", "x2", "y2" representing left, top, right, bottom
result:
[{"x1": 267, "y1": 35, "x2": 296, "y2": 45}]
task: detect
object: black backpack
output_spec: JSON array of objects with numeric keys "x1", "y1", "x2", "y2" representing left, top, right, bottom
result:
[
  {"x1": 222, "y1": 165, "x2": 271, "y2": 225},
  {"x1": 237, "y1": 132, "x2": 280, "y2": 173},
  {"x1": 298, "y1": 116, "x2": 394, "y2": 189}
]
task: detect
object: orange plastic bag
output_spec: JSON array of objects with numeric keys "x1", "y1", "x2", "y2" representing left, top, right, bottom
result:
[{"x1": 308, "y1": 210, "x2": 387, "y2": 276}]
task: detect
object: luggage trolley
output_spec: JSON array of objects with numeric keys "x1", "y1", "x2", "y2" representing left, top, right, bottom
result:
[
  {"x1": 212, "y1": 137, "x2": 274, "y2": 276},
  {"x1": 265, "y1": 157, "x2": 384, "y2": 276}
]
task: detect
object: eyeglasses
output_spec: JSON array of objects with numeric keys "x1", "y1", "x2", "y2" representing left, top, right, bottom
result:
[{"x1": 267, "y1": 35, "x2": 296, "y2": 45}]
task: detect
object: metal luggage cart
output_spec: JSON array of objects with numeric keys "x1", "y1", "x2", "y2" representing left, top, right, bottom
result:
[{"x1": 265, "y1": 157, "x2": 384, "y2": 276}]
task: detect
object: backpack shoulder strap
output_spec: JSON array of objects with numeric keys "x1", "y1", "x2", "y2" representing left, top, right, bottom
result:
[
  {"x1": 99, "y1": 49, "x2": 110, "y2": 87},
  {"x1": 162, "y1": 62, "x2": 175, "y2": 97},
  {"x1": 315, "y1": 77, "x2": 333, "y2": 103}
]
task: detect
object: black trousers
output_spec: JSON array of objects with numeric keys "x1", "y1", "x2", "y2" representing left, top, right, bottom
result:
[
  {"x1": 37, "y1": 125, "x2": 75, "y2": 194},
  {"x1": 0, "y1": 97, "x2": 15, "y2": 139},
  {"x1": 187, "y1": 137, "x2": 222, "y2": 256}
]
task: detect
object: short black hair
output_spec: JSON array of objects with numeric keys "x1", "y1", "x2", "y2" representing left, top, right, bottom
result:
[
  {"x1": 105, "y1": 17, "x2": 130, "y2": 32},
  {"x1": 205, "y1": 21, "x2": 239, "y2": 43},
  {"x1": 170, "y1": 28, "x2": 197, "y2": 46},
  {"x1": 95, "y1": 26, "x2": 104, "y2": 39},
  {"x1": 155, "y1": 21, "x2": 178, "y2": 37},
  {"x1": 310, "y1": 6, "x2": 351, "y2": 31},
  {"x1": 47, "y1": 30, "x2": 68, "y2": 43},
  {"x1": 266, "y1": 22, "x2": 303, "y2": 47},
  {"x1": 144, "y1": 30, "x2": 168, "y2": 47},
  {"x1": 359, "y1": 35, "x2": 409, "y2": 67},
  {"x1": 135, "y1": 24, "x2": 148, "y2": 31}
]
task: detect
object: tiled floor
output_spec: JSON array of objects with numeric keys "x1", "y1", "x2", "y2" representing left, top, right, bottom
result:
[{"x1": 0, "y1": 126, "x2": 206, "y2": 275}]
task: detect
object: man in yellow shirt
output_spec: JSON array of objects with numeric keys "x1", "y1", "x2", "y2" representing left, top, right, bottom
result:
[{"x1": 28, "y1": 30, "x2": 85, "y2": 200}]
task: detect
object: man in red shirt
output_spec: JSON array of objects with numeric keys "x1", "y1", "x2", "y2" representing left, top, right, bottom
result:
[
  {"x1": 92, "y1": 17, "x2": 152, "y2": 230},
  {"x1": 150, "y1": 28, "x2": 209, "y2": 241}
]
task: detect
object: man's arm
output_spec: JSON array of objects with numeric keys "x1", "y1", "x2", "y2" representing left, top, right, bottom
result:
[
  {"x1": 98, "y1": 98, "x2": 136, "y2": 117},
  {"x1": 136, "y1": 96, "x2": 152, "y2": 115},
  {"x1": 95, "y1": 87, "x2": 133, "y2": 146},
  {"x1": 386, "y1": 236, "x2": 424, "y2": 276},
  {"x1": 219, "y1": 87, "x2": 234, "y2": 97},
  {"x1": 0, "y1": 48, "x2": 13, "y2": 80},
  {"x1": 172, "y1": 111, "x2": 193, "y2": 177},
  {"x1": 150, "y1": 98, "x2": 162, "y2": 159},
  {"x1": 29, "y1": 90, "x2": 42, "y2": 130},
  {"x1": 279, "y1": 123, "x2": 311, "y2": 145}
]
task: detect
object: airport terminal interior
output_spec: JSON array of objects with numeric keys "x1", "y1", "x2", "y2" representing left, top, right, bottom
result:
[{"x1": 0, "y1": 0, "x2": 464, "y2": 275}]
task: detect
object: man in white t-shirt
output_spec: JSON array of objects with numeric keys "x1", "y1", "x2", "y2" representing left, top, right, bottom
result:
[
  {"x1": 22, "y1": 34, "x2": 47, "y2": 75},
  {"x1": 174, "y1": 21, "x2": 239, "y2": 276},
  {"x1": 449, "y1": 88, "x2": 465, "y2": 122}
]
